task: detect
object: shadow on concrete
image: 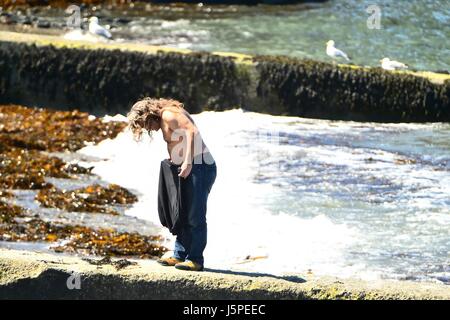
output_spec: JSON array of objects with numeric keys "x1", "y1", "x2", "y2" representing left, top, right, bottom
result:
[{"x1": 204, "y1": 268, "x2": 307, "y2": 284}]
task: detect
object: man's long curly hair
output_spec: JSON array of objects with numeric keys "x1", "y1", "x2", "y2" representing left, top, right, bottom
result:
[{"x1": 126, "y1": 97, "x2": 184, "y2": 142}]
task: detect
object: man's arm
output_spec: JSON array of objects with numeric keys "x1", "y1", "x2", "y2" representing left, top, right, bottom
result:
[{"x1": 162, "y1": 110, "x2": 198, "y2": 178}]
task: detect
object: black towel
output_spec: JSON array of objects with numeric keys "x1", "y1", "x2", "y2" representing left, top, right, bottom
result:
[{"x1": 157, "y1": 159, "x2": 184, "y2": 235}]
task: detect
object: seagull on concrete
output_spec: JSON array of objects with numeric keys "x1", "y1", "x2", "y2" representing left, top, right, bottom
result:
[
  {"x1": 326, "y1": 40, "x2": 351, "y2": 61},
  {"x1": 380, "y1": 57, "x2": 408, "y2": 71},
  {"x1": 88, "y1": 16, "x2": 112, "y2": 39}
]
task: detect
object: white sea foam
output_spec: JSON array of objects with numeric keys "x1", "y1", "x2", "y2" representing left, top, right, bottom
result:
[
  {"x1": 161, "y1": 19, "x2": 191, "y2": 29},
  {"x1": 63, "y1": 29, "x2": 109, "y2": 43}
]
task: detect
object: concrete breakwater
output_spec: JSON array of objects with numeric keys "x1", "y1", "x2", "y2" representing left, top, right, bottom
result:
[
  {"x1": 1, "y1": 248, "x2": 449, "y2": 299},
  {"x1": 0, "y1": 31, "x2": 449, "y2": 122}
]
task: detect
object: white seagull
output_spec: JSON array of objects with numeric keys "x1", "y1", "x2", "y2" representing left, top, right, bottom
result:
[
  {"x1": 380, "y1": 57, "x2": 408, "y2": 71},
  {"x1": 88, "y1": 17, "x2": 112, "y2": 39},
  {"x1": 326, "y1": 40, "x2": 351, "y2": 61}
]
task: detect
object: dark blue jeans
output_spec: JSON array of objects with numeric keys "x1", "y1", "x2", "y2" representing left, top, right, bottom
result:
[{"x1": 173, "y1": 155, "x2": 217, "y2": 266}]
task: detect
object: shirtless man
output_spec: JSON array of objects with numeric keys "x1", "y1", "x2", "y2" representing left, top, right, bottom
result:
[{"x1": 127, "y1": 98, "x2": 216, "y2": 271}]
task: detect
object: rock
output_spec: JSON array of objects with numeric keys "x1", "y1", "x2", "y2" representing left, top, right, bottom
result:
[
  {"x1": 0, "y1": 248, "x2": 449, "y2": 300},
  {"x1": 17, "y1": 15, "x2": 32, "y2": 25},
  {"x1": 113, "y1": 17, "x2": 132, "y2": 24},
  {"x1": 35, "y1": 19, "x2": 50, "y2": 28},
  {"x1": 0, "y1": 30, "x2": 449, "y2": 123},
  {"x1": 0, "y1": 13, "x2": 15, "y2": 25}
]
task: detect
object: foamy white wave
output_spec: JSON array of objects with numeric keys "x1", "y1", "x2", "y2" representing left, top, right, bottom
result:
[
  {"x1": 62, "y1": 29, "x2": 109, "y2": 43},
  {"x1": 161, "y1": 19, "x2": 191, "y2": 29},
  {"x1": 102, "y1": 114, "x2": 128, "y2": 123}
]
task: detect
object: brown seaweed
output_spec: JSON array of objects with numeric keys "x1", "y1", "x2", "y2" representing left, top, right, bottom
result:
[
  {"x1": 0, "y1": 199, "x2": 25, "y2": 223},
  {"x1": 0, "y1": 104, "x2": 126, "y2": 191},
  {"x1": 0, "y1": 189, "x2": 15, "y2": 198},
  {"x1": 82, "y1": 256, "x2": 138, "y2": 270},
  {"x1": 0, "y1": 217, "x2": 167, "y2": 258},
  {"x1": 0, "y1": 146, "x2": 91, "y2": 189},
  {"x1": 35, "y1": 183, "x2": 138, "y2": 215},
  {"x1": 54, "y1": 227, "x2": 166, "y2": 257},
  {"x1": 0, "y1": 105, "x2": 127, "y2": 152},
  {"x1": 0, "y1": 173, "x2": 52, "y2": 190}
]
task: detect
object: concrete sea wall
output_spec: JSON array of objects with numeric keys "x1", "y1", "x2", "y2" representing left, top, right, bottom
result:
[
  {"x1": 0, "y1": 31, "x2": 449, "y2": 121},
  {"x1": 1, "y1": 249, "x2": 449, "y2": 299}
]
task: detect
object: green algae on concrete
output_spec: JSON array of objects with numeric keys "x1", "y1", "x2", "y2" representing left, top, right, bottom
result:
[
  {"x1": 0, "y1": 32, "x2": 248, "y2": 116},
  {"x1": 252, "y1": 55, "x2": 450, "y2": 122},
  {"x1": 0, "y1": 31, "x2": 449, "y2": 122}
]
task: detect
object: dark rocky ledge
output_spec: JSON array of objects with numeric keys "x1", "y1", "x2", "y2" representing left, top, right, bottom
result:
[{"x1": 0, "y1": 31, "x2": 449, "y2": 122}]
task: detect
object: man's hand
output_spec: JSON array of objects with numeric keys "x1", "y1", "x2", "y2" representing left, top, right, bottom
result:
[{"x1": 178, "y1": 162, "x2": 192, "y2": 178}]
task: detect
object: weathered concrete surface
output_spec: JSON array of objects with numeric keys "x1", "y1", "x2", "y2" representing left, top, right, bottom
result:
[{"x1": 0, "y1": 248, "x2": 448, "y2": 300}]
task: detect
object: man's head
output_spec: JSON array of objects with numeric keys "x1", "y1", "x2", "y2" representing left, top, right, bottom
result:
[{"x1": 126, "y1": 97, "x2": 184, "y2": 141}]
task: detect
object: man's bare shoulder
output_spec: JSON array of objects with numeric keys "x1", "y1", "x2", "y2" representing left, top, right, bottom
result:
[
  {"x1": 161, "y1": 108, "x2": 195, "y2": 125},
  {"x1": 160, "y1": 108, "x2": 178, "y2": 120},
  {"x1": 161, "y1": 107, "x2": 189, "y2": 119}
]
